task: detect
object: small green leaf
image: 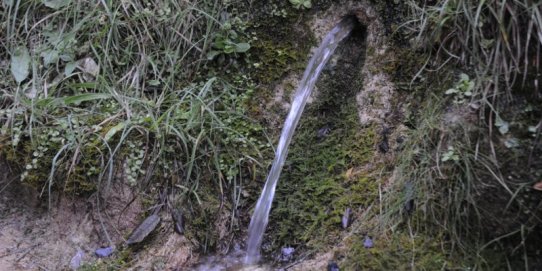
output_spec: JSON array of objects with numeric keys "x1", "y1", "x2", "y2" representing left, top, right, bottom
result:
[
  {"x1": 495, "y1": 115, "x2": 509, "y2": 135},
  {"x1": 228, "y1": 30, "x2": 238, "y2": 39},
  {"x1": 498, "y1": 124, "x2": 509, "y2": 135},
  {"x1": 303, "y1": 0, "x2": 312, "y2": 8},
  {"x1": 504, "y1": 138, "x2": 519, "y2": 148},
  {"x1": 223, "y1": 44, "x2": 235, "y2": 54},
  {"x1": 104, "y1": 122, "x2": 127, "y2": 142},
  {"x1": 61, "y1": 93, "x2": 111, "y2": 105},
  {"x1": 64, "y1": 62, "x2": 77, "y2": 76},
  {"x1": 206, "y1": 50, "x2": 221, "y2": 60},
  {"x1": 11, "y1": 46, "x2": 31, "y2": 83},
  {"x1": 42, "y1": 0, "x2": 71, "y2": 9},
  {"x1": 445, "y1": 88, "x2": 457, "y2": 95},
  {"x1": 41, "y1": 49, "x2": 59, "y2": 66},
  {"x1": 148, "y1": 80, "x2": 160, "y2": 86},
  {"x1": 35, "y1": 97, "x2": 58, "y2": 108},
  {"x1": 234, "y1": 43, "x2": 250, "y2": 53},
  {"x1": 459, "y1": 73, "x2": 469, "y2": 81},
  {"x1": 466, "y1": 81, "x2": 475, "y2": 91}
]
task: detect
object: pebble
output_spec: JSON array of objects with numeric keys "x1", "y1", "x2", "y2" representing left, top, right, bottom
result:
[
  {"x1": 363, "y1": 236, "x2": 374, "y2": 248},
  {"x1": 172, "y1": 209, "x2": 185, "y2": 235},
  {"x1": 69, "y1": 249, "x2": 84, "y2": 270},
  {"x1": 95, "y1": 246, "x2": 114, "y2": 258},
  {"x1": 279, "y1": 247, "x2": 295, "y2": 262},
  {"x1": 317, "y1": 126, "x2": 331, "y2": 140},
  {"x1": 327, "y1": 261, "x2": 340, "y2": 271},
  {"x1": 341, "y1": 208, "x2": 351, "y2": 229}
]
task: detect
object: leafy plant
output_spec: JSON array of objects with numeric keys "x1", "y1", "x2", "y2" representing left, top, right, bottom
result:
[
  {"x1": 289, "y1": 0, "x2": 311, "y2": 9},
  {"x1": 445, "y1": 73, "x2": 474, "y2": 104},
  {"x1": 10, "y1": 46, "x2": 30, "y2": 83},
  {"x1": 441, "y1": 146, "x2": 459, "y2": 162},
  {"x1": 207, "y1": 21, "x2": 251, "y2": 60}
]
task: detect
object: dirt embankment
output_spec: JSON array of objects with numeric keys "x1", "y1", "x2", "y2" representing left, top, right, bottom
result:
[{"x1": 0, "y1": 158, "x2": 198, "y2": 270}]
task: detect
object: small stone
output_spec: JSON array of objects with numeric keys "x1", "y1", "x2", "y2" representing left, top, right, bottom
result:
[
  {"x1": 363, "y1": 236, "x2": 374, "y2": 248},
  {"x1": 279, "y1": 247, "x2": 295, "y2": 262},
  {"x1": 95, "y1": 246, "x2": 114, "y2": 258},
  {"x1": 126, "y1": 214, "x2": 160, "y2": 245},
  {"x1": 317, "y1": 125, "x2": 331, "y2": 140},
  {"x1": 341, "y1": 208, "x2": 351, "y2": 229},
  {"x1": 404, "y1": 199, "x2": 415, "y2": 215},
  {"x1": 69, "y1": 249, "x2": 84, "y2": 270},
  {"x1": 171, "y1": 209, "x2": 185, "y2": 235},
  {"x1": 327, "y1": 261, "x2": 340, "y2": 271},
  {"x1": 378, "y1": 137, "x2": 389, "y2": 153}
]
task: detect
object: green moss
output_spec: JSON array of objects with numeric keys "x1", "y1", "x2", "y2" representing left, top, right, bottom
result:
[
  {"x1": 262, "y1": 25, "x2": 377, "y2": 252},
  {"x1": 340, "y1": 232, "x2": 468, "y2": 270},
  {"x1": 184, "y1": 185, "x2": 223, "y2": 252},
  {"x1": 246, "y1": 6, "x2": 315, "y2": 86},
  {"x1": 79, "y1": 247, "x2": 133, "y2": 271}
]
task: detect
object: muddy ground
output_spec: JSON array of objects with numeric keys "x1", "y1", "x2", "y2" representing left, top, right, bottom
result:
[{"x1": 0, "y1": 159, "x2": 198, "y2": 270}]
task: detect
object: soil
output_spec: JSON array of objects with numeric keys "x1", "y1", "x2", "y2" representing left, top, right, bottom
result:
[{"x1": 0, "y1": 158, "x2": 196, "y2": 270}]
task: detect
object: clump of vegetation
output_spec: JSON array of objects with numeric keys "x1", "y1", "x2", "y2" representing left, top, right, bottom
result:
[
  {"x1": 0, "y1": 0, "x2": 269, "y2": 251},
  {"x1": 380, "y1": 0, "x2": 542, "y2": 268},
  {"x1": 341, "y1": 232, "x2": 475, "y2": 270},
  {"x1": 408, "y1": 0, "x2": 542, "y2": 97},
  {"x1": 289, "y1": 0, "x2": 312, "y2": 10}
]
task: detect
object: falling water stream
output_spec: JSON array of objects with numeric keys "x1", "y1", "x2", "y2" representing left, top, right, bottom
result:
[
  {"x1": 245, "y1": 17, "x2": 356, "y2": 264},
  {"x1": 192, "y1": 17, "x2": 356, "y2": 270}
]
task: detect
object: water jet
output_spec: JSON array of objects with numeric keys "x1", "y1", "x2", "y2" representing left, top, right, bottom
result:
[{"x1": 245, "y1": 15, "x2": 360, "y2": 264}]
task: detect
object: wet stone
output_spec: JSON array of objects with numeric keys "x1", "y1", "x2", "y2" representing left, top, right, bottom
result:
[
  {"x1": 341, "y1": 208, "x2": 351, "y2": 229},
  {"x1": 171, "y1": 209, "x2": 184, "y2": 235},
  {"x1": 95, "y1": 246, "x2": 114, "y2": 258},
  {"x1": 317, "y1": 125, "x2": 331, "y2": 140},
  {"x1": 279, "y1": 247, "x2": 295, "y2": 262},
  {"x1": 327, "y1": 261, "x2": 340, "y2": 271},
  {"x1": 404, "y1": 198, "x2": 415, "y2": 215},
  {"x1": 126, "y1": 214, "x2": 160, "y2": 245},
  {"x1": 69, "y1": 249, "x2": 84, "y2": 270},
  {"x1": 363, "y1": 236, "x2": 374, "y2": 248}
]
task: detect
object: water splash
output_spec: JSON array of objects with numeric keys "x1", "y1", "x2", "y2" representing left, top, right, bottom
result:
[{"x1": 245, "y1": 17, "x2": 356, "y2": 264}]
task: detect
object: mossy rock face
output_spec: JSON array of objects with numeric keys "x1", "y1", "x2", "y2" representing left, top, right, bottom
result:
[
  {"x1": 263, "y1": 22, "x2": 379, "y2": 253},
  {"x1": 245, "y1": 1, "x2": 316, "y2": 85},
  {"x1": 338, "y1": 232, "x2": 487, "y2": 270}
]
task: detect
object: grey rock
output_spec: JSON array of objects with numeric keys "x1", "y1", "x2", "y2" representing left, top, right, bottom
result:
[
  {"x1": 171, "y1": 209, "x2": 184, "y2": 235},
  {"x1": 363, "y1": 236, "x2": 374, "y2": 248},
  {"x1": 126, "y1": 214, "x2": 160, "y2": 245},
  {"x1": 95, "y1": 246, "x2": 114, "y2": 258},
  {"x1": 279, "y1": 247, "x2": 295, "y2": 262},
  {"x1": 341, "y1": 208, "x2": 351, "y2": 229},
  {"x1": 327, "y1": 261, "x2": 340, "y2": 271},
  {"x1": 69, "y1": 249, "x2": 84, "y2": 269},
  {"x1": 317, "y1": 126, "x2": 331, "y2": 140}
]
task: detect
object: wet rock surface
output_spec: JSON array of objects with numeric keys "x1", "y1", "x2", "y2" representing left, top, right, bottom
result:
[
  {"x1": 126, "y1": 214, "x2": 160, "y2": 245},
  {"x1": 95, "y1": 246, "x2": 114, "y2": 258},
  {"x1": 363, "y1": 236, "x2": 374, "y2": 248},
  {"x1": 279, "y1": 247, "x2": 295, "y2": 262}
]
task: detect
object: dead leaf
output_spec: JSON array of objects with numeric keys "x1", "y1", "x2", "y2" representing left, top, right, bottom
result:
[
  {"x1": 345, "y1": 168, "x2": 354, "y2": 179},
  {"x1": 77, "y1": 57, "x2": 99, "y2": 81}
]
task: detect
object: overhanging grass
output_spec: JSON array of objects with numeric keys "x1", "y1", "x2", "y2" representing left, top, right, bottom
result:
[{"x1": 0, "y1": 0, "x2": 269, "y2": 250}]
